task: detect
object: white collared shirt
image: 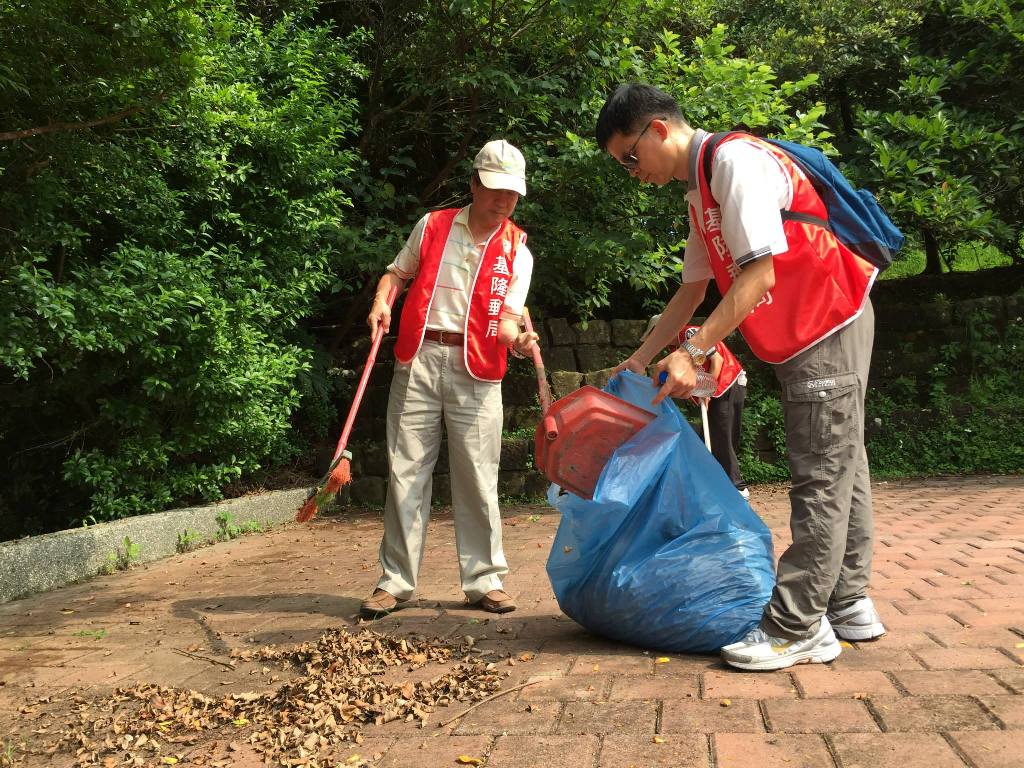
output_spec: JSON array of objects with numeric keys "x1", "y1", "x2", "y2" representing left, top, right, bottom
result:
[
  {"x1": 387, "y1": 206, "x2": 534, "y2": 333},
  {"x1": 682, "y1": 130, "x2": 793, "y2": 283}
]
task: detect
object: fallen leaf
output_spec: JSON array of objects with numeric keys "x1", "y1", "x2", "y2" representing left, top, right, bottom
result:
[
  {"x1": 652, "y1": 736, "x2": 666, "y2": 743},
  {"x1": 720, "y1": 699, "x2": 732, "y2": 707},
  {"x1": 456, "y1": 757, "x2": 484, "y2": 766},
  {"x1": 655, "y1": 657, "x2": 670, "y2": 664},
  {"x1": 161, "y1": 759, "x2": 178, "y2": 765},
  {"x1": 1016, "y1": 643, "x2": 1024, "y2": 649},
  {"x1": 346, "y1": 756, "x2": 362, "y2": 765},
  {"x1": 563, "y1": 546, "x2": 573, "y2": 554}
]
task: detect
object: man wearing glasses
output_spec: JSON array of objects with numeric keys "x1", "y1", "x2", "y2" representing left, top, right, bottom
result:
[{"x1": 595, "y1": 83, "x2": 884, "y2": 671}]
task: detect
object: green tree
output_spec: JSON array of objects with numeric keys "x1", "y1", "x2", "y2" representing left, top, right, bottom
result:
[{"x1": 0, "y1": 2, "x2": 365, "y2": 536}]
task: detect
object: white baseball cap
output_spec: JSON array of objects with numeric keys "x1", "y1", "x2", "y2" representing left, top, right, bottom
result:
[{"x1": 473, "y1": 139, "x2": 527, "y2": 196}]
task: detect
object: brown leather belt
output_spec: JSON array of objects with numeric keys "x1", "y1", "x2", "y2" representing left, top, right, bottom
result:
[{"x1": 424, "y1": 329, "x2": 465, "y2": 346}]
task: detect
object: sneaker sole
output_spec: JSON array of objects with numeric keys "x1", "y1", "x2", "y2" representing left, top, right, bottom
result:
[
  {"x1": 832, "y1": 623, "x2": 886, "y2": 641},
  {"x1": 722, "y1": 640, "x2": 842, "y2": 671}
]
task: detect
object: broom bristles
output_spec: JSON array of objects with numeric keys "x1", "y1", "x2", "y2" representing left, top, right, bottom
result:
[
  {"x1": 323, "y1": 457, "x2": 352, "y2": 494},
  {"x1": 295, "y1": 457, "x2": 353, "y2": 523}
]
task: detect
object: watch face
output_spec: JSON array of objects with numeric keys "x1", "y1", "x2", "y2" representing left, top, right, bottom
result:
[{"x1": 685, "y1": 341, "x2": 706, "y2": 365}]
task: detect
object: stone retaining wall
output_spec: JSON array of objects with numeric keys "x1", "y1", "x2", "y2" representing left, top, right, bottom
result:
[{"x1": 334, "y1": 272, "x2": 1024, "y2": 506}]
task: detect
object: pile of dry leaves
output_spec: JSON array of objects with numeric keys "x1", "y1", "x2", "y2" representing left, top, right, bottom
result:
[{"x1": 22, "y1": 627, "x2": 508, "y2": 767}]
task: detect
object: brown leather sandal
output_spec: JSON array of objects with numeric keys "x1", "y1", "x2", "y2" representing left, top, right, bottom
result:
[
  {"x1": 359, "y1": 589, "x2": 405, "y2": 620},
  {"x1": 474, "y1": 589, "x2": 517, "y2": 614}
]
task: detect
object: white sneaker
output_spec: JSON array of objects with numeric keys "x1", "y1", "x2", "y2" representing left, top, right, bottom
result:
[
  {"x1": 721, "y1": 617, "x2": 842, "y2": 671},
  {"x1": 739, "y1": 487, "x2": 750, "y2": 500},
  {"x1": 827, "y1": 597, "x2": 886, "y2": 641}
]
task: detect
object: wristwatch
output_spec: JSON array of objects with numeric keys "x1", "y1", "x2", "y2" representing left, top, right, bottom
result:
[{"x1": 682, "y1": 338, "x2": 709, "y2": 367}]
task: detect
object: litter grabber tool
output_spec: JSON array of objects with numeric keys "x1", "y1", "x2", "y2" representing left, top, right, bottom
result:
[
  {"x1": 521, "y1": 307, "x2": 552, "y2": 414},
  {"x1": 700, "y1": 400, "x2": 712, "y2": 452},
  {"x1": 296, "y1": 285, "x2": 398, "y2": 522}
]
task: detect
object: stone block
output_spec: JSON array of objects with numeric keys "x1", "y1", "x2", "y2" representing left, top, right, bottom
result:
[
  {"x1": 572, "y1": 319, "x2": 610, "y2": 345},
  {"x1": 501, "y1": 438, "x2": 531, "y2": 470},
  {"x1": 611, "y1": 319, "x2": 648, "y2": 347},
  {"x1": 545, "y1": 346, "x2": 577, "y2": 372},
  {"x1": 524, "y1": 470, "x2": 550, "y2": 498},
  {"x1": 503, "y1": 368, "x2": 540, "y2": 406},
  {"x1": 349, "y1": 476, "x2": 385, "y2": 506},
  {"x1": 582, "y1": 367, "x2": 616, "y2": 390},
  {"x1": 547, "y1": 317, "x2": 575, "y2": 346},
  {"x1": 498, "y1": 471, "x2": 526, "y2": 497},
  {"x1": 503, "y1": 405, "x2": 542, "y2": 431},
  {"x1": 576, "y1": 346, "x2": 620, "y2": 372},
  {"x1": 358, "y1": 441, "x2": 390, "y2": 477},
  {"x1": 550, "y1": 371, "x2": 583, "y2": 399}
]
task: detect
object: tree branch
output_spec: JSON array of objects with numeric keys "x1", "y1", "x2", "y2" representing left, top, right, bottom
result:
[{"x1": 0, "y1": 98, "x2": 162, "y2": 142}]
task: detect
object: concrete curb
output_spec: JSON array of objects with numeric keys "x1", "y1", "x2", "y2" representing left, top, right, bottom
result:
[{"x1": 0, "y1": 488, "x2": 307, "y2": 604}]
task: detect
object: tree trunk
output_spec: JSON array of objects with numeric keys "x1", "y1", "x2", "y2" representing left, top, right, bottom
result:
[{"x1": 922, "y1": 228, "x2": 943, "y2": 275}]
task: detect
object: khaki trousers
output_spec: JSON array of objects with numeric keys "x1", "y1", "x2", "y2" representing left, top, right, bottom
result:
[
  {"x1": 376, "y1": 340, "x2": 508, "y2": 602},
  {"x1": 761, "y1": 300, "x2": 875, "y2": 640}
]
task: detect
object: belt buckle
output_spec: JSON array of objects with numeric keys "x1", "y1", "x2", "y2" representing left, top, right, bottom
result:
[{"x1": 437, "y1": 330, "x2": 450, "y2": 344}]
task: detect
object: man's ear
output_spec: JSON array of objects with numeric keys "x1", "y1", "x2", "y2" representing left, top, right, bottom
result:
[{"x1": 651, "y1": 119, "x2": 671, "y2": 141}]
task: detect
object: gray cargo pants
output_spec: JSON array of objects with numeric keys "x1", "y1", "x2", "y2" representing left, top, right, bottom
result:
[{"x1": 761, "y1": 299, "x2": 875, "y2": 640}]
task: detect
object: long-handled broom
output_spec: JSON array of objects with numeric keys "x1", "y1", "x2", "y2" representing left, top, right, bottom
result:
[
  {"x1": 296, "y1": 285, "x2": 398, "y2": 522},
  {"x1": 521, "y1": 307, "x2": 552, "y2": 414}
]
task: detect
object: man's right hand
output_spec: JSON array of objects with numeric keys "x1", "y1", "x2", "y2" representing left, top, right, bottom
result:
[{"x1": 368, "y1": 298, "x2": 391, "y2": 338}]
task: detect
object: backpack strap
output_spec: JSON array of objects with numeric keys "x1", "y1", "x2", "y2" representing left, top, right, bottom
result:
[{"x1": 699, "y1": 131, "x2": 831, "y2": 233}]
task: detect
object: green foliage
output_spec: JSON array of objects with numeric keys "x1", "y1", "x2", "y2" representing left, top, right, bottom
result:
[
  {"x1": 737, "y1": 370, "x2": 791, "y2": 484},
  {"x1": 99, "y1": 536, "x2": 141, "y2": 574},
  {"x1": 523, "y1": 23, "x2": 831, "y2": 318},
  {"x1": 214, "y1": 511, "x2": 263, "y2": 541},
  {"x1": 867, "y1": 309, "x2": 1024, "y2": 475},
  {"x1": 856, "y1": 50, "x2": 1020, "y2": 270},
  {"x1": 176, "y1": 528, "x2": 203, "y2": 553},
  {"x1": 1, "y1": 2, "x2": 365, "y2": 537},
  {"x1": 4, "y1": 0, "x2": 1024, "y2": 536},
  {"x1": 734, "y1": 306, "x2": 1024, "y2": 481}
]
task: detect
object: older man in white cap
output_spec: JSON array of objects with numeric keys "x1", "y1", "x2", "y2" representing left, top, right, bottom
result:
[{"x1": 360, "y1": 139, "x2": 539, "y2": 619}]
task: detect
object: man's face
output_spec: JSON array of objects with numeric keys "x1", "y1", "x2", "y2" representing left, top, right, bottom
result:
[
  {"x1": 605, "y1": 119, "x2": 672, "y2": 185},
  {"x1": 471, "y1": 177, "x2": 520, "y2": 222}
]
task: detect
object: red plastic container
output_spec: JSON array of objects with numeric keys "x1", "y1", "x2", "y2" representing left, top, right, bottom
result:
[{"x1": 534, "y1": 385, "x2": 656, "y2": 499}]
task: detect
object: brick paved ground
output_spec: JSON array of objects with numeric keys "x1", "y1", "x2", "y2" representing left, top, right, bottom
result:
[{"x1": 1, "y1": 475, "x2": 1022, "y2": 767}]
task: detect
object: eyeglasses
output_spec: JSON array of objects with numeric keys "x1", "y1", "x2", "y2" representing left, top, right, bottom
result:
[{"x1": 619, "y1": 120, "x2": 653, "y2": 171}]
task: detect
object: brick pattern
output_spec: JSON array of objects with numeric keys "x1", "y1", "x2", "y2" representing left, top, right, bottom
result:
[{"x1": 0, "y1": 475, "x2": 1022, "y2": 768}]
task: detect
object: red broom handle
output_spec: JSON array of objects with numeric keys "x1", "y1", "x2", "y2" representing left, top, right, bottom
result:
[
  {"x1": 331, "y1": 285, "x2": 398, "y2": 463},
  {"x1": 521, "y1": 307, "x2": 551, "y2": 415}
]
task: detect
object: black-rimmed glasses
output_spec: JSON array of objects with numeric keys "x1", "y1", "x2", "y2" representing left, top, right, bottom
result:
[{"x1": 619, "y1": 120, "x2": 653, "y2": 171}]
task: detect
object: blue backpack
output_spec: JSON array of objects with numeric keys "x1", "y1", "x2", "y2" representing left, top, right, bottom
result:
[{"x1": 702, "y1": 132, "x2": 904, "y2": 271}]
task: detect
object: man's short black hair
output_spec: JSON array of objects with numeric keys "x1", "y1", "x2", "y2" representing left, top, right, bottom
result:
[{"x1": 595, "y1": 83, "x2": 686, "y2": 150}]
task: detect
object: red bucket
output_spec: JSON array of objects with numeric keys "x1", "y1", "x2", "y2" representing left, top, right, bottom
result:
[{"x1": 534, "y1": 385, "x2": 656, "y2": 500}]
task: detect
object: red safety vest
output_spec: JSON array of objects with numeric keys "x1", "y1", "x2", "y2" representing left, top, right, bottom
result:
[
  {"x1": 677, "y1": 325, "x2": 744, "y2": 398},
  {"x1": 692, "y1": 134, "x2": 877, "y2": 364},
  {"x1": 393, "y1": 208, "x2": 525, "y2": 382}
]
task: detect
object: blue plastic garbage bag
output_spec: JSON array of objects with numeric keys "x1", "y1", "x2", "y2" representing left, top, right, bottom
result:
[{"x1": 545, "y1": 371, "x2": 776, "y2": 652}]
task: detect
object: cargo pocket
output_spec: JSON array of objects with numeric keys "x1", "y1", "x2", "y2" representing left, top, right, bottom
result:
[{"x1": 784, "y1": 373, "x2": 859, "y2": 454}]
